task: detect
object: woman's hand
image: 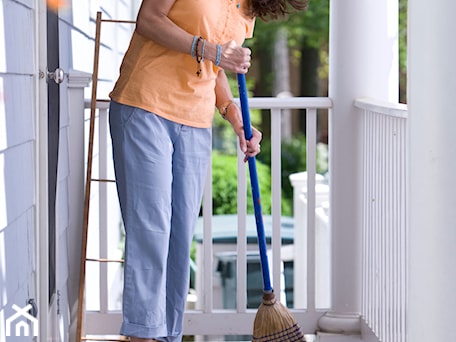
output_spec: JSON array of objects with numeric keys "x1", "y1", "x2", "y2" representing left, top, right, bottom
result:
[
  {"x1": 227, "y1": 105, "x2": 262, "y2": 162},
  {"x1": 236, "y1": 124, "x2": 262, "y2": 162},
  {"x1": 217, "y1": 41, "x2": 251, "y2": 74}
]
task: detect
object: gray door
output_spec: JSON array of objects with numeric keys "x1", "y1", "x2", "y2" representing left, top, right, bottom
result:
[{"x1": 47, "y1": 6, "x2": 61, "y2": 302}]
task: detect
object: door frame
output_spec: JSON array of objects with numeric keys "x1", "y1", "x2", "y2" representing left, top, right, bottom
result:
[{"x1": 36, "y1": 0, "x2": 49, "y2": 340}]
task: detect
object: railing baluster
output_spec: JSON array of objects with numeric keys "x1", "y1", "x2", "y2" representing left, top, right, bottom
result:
[
  {"x1": 306, "y1": 108, "x2": 317, "y2": 311},
  {"x1": 237, "y1": 144, "x2": 248, "y2": 312},
  {"x1": 99, "y1": 107, "x2": 109, "y2": 314},
  {"x1": 271, "y1": 108, "x2": 282, "y2": 297},
  {"x1": 202, "y1": 159, "x2": 213, "y2": 313}
]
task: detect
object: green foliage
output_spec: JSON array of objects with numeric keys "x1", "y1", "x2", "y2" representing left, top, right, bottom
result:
[
  {"x1": 246, "y1": 1, "x2": 330, "y2": 99},
  {"x1": 211, "y1": 151, "x2": 272, "y2": 215},
  {"x1": 286, "y1": 0, "x2": 330, "y2": 50},
  {"x1": 399, "y1": 0, "x2": 408, "y2": 102},
  {"x1": 247, "y1": 0, "x2": 329, "y2": 51}
]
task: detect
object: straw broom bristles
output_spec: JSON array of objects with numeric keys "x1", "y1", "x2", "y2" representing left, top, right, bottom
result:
[{"x1": 252, "y1": 292, "x2": 305, "y2": 341}]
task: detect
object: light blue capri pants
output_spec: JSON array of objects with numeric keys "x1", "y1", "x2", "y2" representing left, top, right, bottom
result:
[{"x1": 109, "y1": 101, "x2": 211, "y2": 341}]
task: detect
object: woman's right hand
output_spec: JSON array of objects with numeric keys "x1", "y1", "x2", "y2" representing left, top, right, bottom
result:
[{"x1": 217, "y1": 41, "x2": 251, "y2": 74}]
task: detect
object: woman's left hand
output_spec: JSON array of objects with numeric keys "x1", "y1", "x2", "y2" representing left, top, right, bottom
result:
[{"x1": 235, "y1": 124, "x2": 262, "y2": 162}]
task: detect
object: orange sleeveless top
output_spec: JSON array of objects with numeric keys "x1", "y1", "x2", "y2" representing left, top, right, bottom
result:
[{"x1": 110, "y1": 0, "x2": 255, "y2": 128}]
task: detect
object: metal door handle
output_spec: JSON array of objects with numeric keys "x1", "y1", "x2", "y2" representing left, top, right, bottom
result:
[{"x1": 47, "y1": 68, "x2": 65, "y2": 84}]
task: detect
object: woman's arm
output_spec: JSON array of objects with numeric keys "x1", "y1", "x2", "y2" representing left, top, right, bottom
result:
[
  {"x1": 136, "y1": 0, "x2": 251, "y2": 74},
  {"x1": 215, "y1": 70, "x2": 262, "y2": 160}
]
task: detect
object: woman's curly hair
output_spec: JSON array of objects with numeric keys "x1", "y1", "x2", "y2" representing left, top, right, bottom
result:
[{"x1": 247, "y1": 0, "x2": 309, "y2": 20}]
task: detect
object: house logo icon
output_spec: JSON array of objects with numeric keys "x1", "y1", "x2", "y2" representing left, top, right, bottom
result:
[{"x1": 5, "y1": 304, "x2": 39, "y2": 337}]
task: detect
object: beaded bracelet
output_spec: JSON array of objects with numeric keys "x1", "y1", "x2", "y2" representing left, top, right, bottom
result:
[
  {"x1": 215, "y1": 44, "x2": 222, "y2": 66},
  {"x1": 201, "y1": 39, "x2": 207, "y2": 62},
  {"x1": 191, "y1": 35, "x2": 198, "y2": 58},
  {"x1": 195, "y1": 37, "x2": 203, "y2": 76}
]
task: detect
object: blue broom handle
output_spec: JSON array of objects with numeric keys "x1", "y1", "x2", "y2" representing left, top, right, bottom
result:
[{"x1": 237, "y1": 73, "x2": 273, "y2": 293}]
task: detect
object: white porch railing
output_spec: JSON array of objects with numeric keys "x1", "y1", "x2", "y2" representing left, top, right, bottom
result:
[
  {"x1": 193, "y1": 97, "x2": 332, "y2": 339},
  {"x1": 79, "y1": 96, "x2": 409, "y2": 342},
  {"x1": 81, "y1": 97, "x2": 332, "y2": 339},
  {"x1": 355, "y1": 97, "x2": 408, "y2": 342}
]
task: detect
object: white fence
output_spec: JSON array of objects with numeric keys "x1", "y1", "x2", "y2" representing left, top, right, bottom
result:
[
  {"x1": 81, "y1": 96, "x2": 409, "y2": 341},
  {"x1": 355, "y1": 97, "x2": 408, "y2": 342},
  {"x1": 81, "y1": 97, "x2": 333, "y2": 339}
]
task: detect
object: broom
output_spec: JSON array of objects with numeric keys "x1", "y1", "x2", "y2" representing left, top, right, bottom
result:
[{"x1": 237, "y1": 73, "x2": 306, "y2": 342}]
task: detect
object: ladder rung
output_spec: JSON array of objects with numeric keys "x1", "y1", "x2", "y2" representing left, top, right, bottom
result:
[
  {"x1": 86, "y1": 258, "x2": 124, "y2": 263},
  {"x1": 82, "y1": 335, "x2": 129, "y2": 341},
  {"x1": 91, "y1": 178, "x2": 116, "y2": 183},
  {"x1": 101, "y1": 18, "x2": 136, "y2": 24}
]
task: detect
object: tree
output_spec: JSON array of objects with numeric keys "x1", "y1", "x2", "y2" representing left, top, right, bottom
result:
[
  {"x1": 246, "y1": 0, "x2": 330, "y2": 138},
  {"x1": 399, "y1": 0, "x2": 408, "y2": 103}
]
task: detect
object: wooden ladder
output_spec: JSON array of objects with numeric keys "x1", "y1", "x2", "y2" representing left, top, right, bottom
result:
[{"x1": 76, "y1": 11, "x2": 135, "y2": 342}]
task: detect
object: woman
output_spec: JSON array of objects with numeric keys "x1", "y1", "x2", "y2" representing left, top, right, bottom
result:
[{"x1": 109, "y1": 0, "x2": 307, "y2": 341}]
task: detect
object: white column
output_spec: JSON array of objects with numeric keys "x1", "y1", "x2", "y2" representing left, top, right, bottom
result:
[
  {"x1": 289, "y1": 172, "x2": 325, "y2": 309},
  {"x1": 322, "y1": 0, "x2": 399, "y2": 334},
  {"x1": 66, "y1": 70, "x2": 92, "y2": 342},
  {"x1": 407, "y1": 0, "x2": 456, "y2": 340}
]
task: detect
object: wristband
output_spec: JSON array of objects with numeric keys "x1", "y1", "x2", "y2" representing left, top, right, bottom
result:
[
  {"x1": 191, "y1": 35, "x2": 198, "y2": 58},
  {"x1": 215, "y1": 44, "x2": 222, "y2": 66}
]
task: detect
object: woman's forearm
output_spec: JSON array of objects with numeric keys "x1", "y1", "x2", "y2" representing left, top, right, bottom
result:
[{"x1": 135, "y1": 0, "x2": 219, "y2": 62}]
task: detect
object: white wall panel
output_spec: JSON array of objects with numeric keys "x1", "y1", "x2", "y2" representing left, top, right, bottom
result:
[
  {"x1": 0, "y1": 0, "x2": 37, "y2": 329},
  {"x1": 2, "y1": 1, "x2": 34, "y2": 74},
  {"x1": 2, "y1": 142, "x2": 34, "y2": 225},
  {"x1": 0, "y1": 208, "x2": 35, "y2": 303},
  {"x1": 1, "y1": 76, "x2": 35, "y2": 147}
]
